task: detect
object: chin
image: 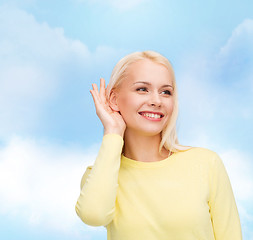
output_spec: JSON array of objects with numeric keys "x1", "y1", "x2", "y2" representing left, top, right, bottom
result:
[
  {"x1": 125, "y1": 122, "x2": 165, "y2": 137},
  {"x1": 136, "y1": 128, "x2": 163, "y2": 137}
]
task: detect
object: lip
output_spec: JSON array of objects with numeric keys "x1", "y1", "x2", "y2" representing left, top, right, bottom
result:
[{"x1": 138, "y1": 111, "x2": 164, "y2": 121}]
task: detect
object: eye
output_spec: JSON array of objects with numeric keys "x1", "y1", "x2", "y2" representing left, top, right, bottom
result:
[
  {"x1": 161, "y1": 90, "x2": 172, "y2": 95},
  {"x1": 136, "y1": 87, "x2": 148, "y2": 92}
]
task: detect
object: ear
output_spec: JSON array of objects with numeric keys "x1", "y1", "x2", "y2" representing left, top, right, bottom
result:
[{"x1": 109, "y1": 90, "x2": 120, "y2": 111}]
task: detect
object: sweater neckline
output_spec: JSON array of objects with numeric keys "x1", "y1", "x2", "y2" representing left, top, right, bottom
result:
[{"x1": 121, "y1": 152, "x2": 179, "y2": 168}]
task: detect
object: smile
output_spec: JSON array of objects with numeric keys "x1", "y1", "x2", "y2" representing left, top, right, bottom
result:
[{"x1": 139, "y1": 112, "x2": 164, "y2": 120}]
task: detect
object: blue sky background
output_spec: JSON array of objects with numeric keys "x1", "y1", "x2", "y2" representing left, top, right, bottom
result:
[{"x1": 0, "y1": 0, "x2": 252, "y2": 239}]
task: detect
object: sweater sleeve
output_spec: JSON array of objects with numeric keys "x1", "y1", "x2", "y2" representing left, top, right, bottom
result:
[
  {"x1": 208, "y1": 153, "x2": 242, "y2": 240},
  {"x1": 75, "y1": 134, "x2": 124, "y2": 227}
]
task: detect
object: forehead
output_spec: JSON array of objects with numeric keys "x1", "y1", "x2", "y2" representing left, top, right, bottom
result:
[{"x1": 124, "y1": 59, "x2": 173, "y2": 85}]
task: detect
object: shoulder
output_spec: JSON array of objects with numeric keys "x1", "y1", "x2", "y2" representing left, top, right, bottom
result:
[
  {"x1": 176, "y1": 147, "x2": 221, "y2": 166},
  {"x1": 175, "y1": 147, "x2": 226, "y2": 179},
  {"x1": 178, "y1": 147, "x2": 218, "y2": 157}
]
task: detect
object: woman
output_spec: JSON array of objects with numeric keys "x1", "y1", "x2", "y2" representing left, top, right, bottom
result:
[{"x1": 75, "y1": 51, "x2": 242, "y2": 239}]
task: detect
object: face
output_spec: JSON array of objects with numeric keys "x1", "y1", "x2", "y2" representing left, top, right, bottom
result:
[{"x1": 111, "y1": 59, "x2": 174, "y2": 137}]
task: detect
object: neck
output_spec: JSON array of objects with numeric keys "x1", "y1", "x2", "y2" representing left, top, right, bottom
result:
[{"x1": 123, "y1": 129, "x2": 170, "y2": 162}]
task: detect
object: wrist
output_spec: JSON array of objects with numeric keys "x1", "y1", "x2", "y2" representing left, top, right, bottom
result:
[{"x1": 103, "y1": 128, "x2": 124, "y2": 138}]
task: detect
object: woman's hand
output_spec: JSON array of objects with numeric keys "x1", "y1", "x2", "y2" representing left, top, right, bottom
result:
[{"x1": 90, "y1": 78, "x2": 126, "y2": 137}]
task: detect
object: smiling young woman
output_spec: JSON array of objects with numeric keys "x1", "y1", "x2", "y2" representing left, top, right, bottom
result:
[
  {"x1": 109, "y1": 59, "x2": 175, "y2": 161},
  {"x1": 75, "y1": 51, "x2": 242, "y2": 240}
]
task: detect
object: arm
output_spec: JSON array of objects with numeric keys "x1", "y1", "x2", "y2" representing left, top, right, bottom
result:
[
  {"x1": 75, "y1": 78, "x2": 126, "y2": 226},
  {"x1": 208, "y1": 154, "x2": 242, "y2": 240},
  {"x1": 75, "y1": 134, "x2": 123, "y2": 226}
]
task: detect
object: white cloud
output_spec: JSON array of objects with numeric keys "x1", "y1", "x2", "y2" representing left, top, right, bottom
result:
[
  {"x1": 215, "y1": 19, "x2": 253, "y2": 123},
  {"x1": 0, "y1": 5, "x2": 90, "y2": 138},
  {"x1": 0, "y1": 5, "x2": 126, "y2": 139},
  {"x1": 218, "y1": 18, "x2": 253, "y2": 95},
  {"x1": 217, "y1": 19, "x2": 253, "y2": 121},
  {"x1": 220, "y1": 19, "x2": 253, "y2": 58},
  {"x1": 177, "y1": 19, "x2": 253, "y2": 148},
  {"x1": 0, "y1": 135, "x2": 100, "y2": 233}
]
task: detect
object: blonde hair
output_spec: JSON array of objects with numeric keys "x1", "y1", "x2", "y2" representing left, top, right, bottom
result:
[{"x1": 106, "y1": 50, "x2": 189, "y2": 153}]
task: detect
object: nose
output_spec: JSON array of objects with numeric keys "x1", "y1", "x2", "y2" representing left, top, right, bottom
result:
[{"x1": 148, "y1": 91, "x2": 162, "y2": 107}]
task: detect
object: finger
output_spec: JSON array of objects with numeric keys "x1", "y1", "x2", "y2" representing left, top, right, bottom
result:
[
  {"x1": 99, "y1": 78, "x2": 107, "y2": 103},
  {"x1": 90, "y1": 84, "x2": 102, "y2": 104},
  {"x1": 92, "y1": 83, "x2": 99, "y2": 92},
  {"x1": 92, "y1": 83, "x2": 102, "y2": 102},
  {"x1": 90, "y1": 89, "x2": 102, "y2": 113},
  {"x1": 91, "y1": 89, "x2": 113, "y2": 126}
]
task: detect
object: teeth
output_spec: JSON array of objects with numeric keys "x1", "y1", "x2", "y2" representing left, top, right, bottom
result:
[{"x1": 142, "y1": 113, "x2": 162, "y2": 119}]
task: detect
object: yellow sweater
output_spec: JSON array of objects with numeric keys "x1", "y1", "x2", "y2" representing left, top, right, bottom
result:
[{"x1": 75, "y1": 134, "x2": 242, "y2": 240}]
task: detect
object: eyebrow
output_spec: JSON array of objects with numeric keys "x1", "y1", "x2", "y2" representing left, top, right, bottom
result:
[{"x1": 133, "y1": 81, "x2": 174, "y2": 89}]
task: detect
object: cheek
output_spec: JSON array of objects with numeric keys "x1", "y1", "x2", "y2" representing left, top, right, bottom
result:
[
  {"x1": 118, "y1": 94, "x2": 140, "y2": 113},
  {"x1": 169, "y1": 102, "x2": 174, "y2": 113},
  {"x1": 165, "y1": 99, "x2": 174, "y2": 113}
]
